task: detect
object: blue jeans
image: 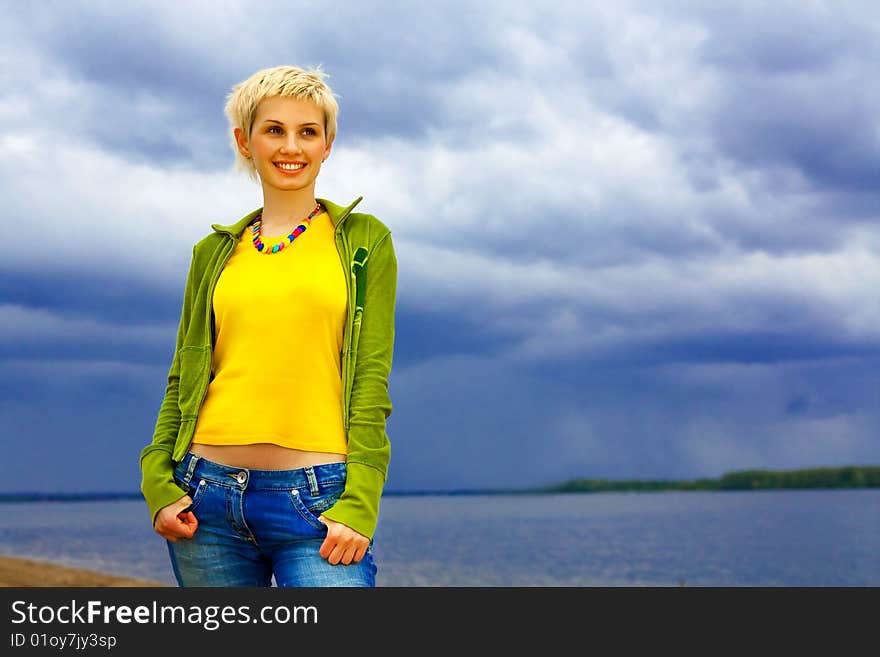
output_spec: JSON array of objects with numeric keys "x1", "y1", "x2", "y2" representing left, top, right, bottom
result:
[{"x1": 167, "y1": 452, "x2": 377, "y2": 587}]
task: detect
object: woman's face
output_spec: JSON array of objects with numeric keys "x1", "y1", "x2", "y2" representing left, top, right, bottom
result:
[{"x1": 235, "y1": 95, "x2": 333, "y2": 194}]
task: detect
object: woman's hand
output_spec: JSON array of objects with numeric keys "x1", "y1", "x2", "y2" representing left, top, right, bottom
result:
[
  {"x1": 318, "y1": 515, "x2": 370, "y2": 565},
  {"x1": 153, "y1": 495, "x2": 198, "y2": 541}
]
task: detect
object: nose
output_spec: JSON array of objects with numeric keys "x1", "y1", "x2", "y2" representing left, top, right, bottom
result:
[{"x1": 279, "y1": 132, "x2": 303, "y2": 154}]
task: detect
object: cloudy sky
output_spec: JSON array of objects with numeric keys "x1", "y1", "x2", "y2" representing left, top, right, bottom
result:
[{"x1": 1, "y1": 0, "x2": 878, "y2": 496}]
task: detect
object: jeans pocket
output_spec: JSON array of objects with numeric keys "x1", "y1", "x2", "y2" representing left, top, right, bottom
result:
[
  {"x1": 184, "y1": 478, "x2": 208, "y2": 513},
  {"x1": 173, "y1": 472, "x2": 208, "y2": 514},
  {"x1": 288, "y1": 486, "x2": 341, "y2": 531}
]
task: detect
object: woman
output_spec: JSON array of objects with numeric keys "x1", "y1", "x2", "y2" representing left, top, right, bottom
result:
[{"x1": 139, "y1": 65, "x2": 396, "y2": 587}]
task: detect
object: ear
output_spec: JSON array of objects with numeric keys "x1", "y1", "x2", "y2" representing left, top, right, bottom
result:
[
  {"x1": 233, "y1": 127, "x2": 251, "y2": 159},
  {"x1": 323, "y1": 135, "x2": 334, "y2": 161}
]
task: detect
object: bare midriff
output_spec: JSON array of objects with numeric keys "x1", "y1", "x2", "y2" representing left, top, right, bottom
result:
[{"x1": 189, "y1": 443, "x2": 346, "y2": 470}]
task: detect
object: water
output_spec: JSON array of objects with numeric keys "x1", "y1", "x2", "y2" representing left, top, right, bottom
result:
[{"x1": 1, "y1": 489, "x2": 877, "y2": 586}]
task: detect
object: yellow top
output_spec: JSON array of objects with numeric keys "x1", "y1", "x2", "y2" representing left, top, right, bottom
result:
[{"x1": 191, "y1": 211, "x2": 349, "y2": 454}]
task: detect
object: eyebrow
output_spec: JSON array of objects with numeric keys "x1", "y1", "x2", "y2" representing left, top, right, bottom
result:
[{"x1": 261, "y1": 119, "x2": 321, "y2": 127}]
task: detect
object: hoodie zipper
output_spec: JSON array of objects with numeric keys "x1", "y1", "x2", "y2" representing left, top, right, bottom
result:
[{"x1": 336, "y1": 227, "x2": 353, "y2": 432}]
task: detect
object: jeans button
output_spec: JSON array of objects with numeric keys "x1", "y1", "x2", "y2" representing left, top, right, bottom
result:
[{"x1": 236, "y1": 471, "x2": 247, "y2": 484}]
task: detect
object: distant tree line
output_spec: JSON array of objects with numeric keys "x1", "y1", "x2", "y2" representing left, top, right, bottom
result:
[
  {"x1": 545, "y1": 465, "x2": 880, "y2": 494},
  {"x1": 4, "y1": 466, "x2": 879, "y2": 501}
]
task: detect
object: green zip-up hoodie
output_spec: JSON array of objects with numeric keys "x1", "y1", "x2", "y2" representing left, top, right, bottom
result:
[{"x1": 139, "y1": 196, "x2": 396, "y2": 539}]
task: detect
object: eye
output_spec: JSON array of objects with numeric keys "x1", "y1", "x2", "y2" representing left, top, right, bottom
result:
[
  {"x1": 267, "y1": 125, "x2": 283, "y2": 134},
  {"x1": 302, "y1": 127, "x2": 317, "y2": 136}
]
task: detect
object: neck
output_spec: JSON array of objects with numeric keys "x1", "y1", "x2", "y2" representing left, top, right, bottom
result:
[{"x1": 258, "y1": 186, "x2": 320, "y2": 236}]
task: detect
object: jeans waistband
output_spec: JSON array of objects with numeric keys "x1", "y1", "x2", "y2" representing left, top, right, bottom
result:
[{"x1": 177, "y1": 452, "x2": 347, "y2": 494}]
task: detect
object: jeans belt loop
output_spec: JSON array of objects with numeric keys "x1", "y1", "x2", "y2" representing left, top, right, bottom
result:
[
  {"x1": 184, "y1": 454, "x2": 200, "y2": 485},
  {"x1": 305, "y1": 466, "x2": 319, "y2": 495}
]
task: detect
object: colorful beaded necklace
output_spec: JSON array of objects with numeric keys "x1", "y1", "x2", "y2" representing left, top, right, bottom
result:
[{"x1": 249, "y1": 203, "x2": 323, "y2": 254}]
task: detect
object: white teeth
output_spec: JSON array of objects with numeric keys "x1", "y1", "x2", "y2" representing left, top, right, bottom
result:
[{"x1": 276, "y1": 162, "x2": 305, "y2": 170}]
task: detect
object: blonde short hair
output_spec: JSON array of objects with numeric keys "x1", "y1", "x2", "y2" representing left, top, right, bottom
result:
[{"x1": 224, "y1": 65, "x2": 339, "y2": 181}]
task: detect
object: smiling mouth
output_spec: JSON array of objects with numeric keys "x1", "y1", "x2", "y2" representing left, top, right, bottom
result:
[{"x1": 275, "y1": 162, "x2": 306, "y2": 171}]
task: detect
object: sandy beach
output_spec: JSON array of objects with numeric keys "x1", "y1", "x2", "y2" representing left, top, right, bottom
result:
[{"x1": 0, "y1": 555, "x2": 169, "y2": 587}]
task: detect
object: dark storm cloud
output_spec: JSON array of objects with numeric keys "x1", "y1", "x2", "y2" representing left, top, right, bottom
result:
[
  {"x1": 0, "y1": 358, "x2": 164, "y2": 493},
  {"x1": 679, "y1": 3, "x2": 880, "y2": 196},
  {"x1": 387, "y1": 348, "x2": 880, "y2": 491},
  {"x1": 2, "y1": 1, "x2": 879, "y2": 495},
  {"x1": 710, "y1": 73, "x2": 880, "y2": 194},
  {"x1": 3, "y1": 1, "x2": 504, "y2": 168},
  {"x1": 2, "y1": 3, "x2": 227, "y2": 166},
  {"x1": 393, "y1": 307, "x2": 520, "y2": 368},
  {"x1": 631, "y1": 330, "x2": 880, "y2": 366},
  {"x1": 0, "y1": 268, "x2": 181, "y2": 326}
]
